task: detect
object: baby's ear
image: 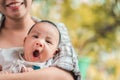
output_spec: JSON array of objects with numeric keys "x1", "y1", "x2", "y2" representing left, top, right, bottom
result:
[
  {"x1": 0, "y1": 65, "x2": 2, "y2": 71},
  {"x1": 54, "y1": 48, "x2": 60, "y2": 55}
]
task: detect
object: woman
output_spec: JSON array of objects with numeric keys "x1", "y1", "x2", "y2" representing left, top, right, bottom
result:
[{"x1": 0, "y1": 0, "x2": 81, "y2": 80}]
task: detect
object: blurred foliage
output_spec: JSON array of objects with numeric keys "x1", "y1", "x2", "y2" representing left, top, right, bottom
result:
[{"x1": 31, "y1": 0, "x2": 120, "y2": 80}]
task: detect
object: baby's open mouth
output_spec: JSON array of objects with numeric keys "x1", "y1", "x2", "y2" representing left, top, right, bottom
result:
[{"x1": 33, "y1": 50, "x2": 40, "y2": 57}]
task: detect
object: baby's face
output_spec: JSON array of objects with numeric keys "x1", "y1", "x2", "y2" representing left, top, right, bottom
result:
[{"x1": 23, "y1": 22, "x2": 59, "y2": 62}]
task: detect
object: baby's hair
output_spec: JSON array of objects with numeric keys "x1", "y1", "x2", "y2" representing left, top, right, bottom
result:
[{"x1": 27, "y1": 20, "x2": 61, "y2": 45}]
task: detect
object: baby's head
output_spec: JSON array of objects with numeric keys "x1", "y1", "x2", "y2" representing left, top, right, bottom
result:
[{"x1": 23, "y1": 20, "x2": 60, "y2": 62}]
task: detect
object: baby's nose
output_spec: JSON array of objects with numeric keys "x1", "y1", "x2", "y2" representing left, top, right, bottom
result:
[{"x1": 35, "y1": 41, "x2": 44, "y2": 47}]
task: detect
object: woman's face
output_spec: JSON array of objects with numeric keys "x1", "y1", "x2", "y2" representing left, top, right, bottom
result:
[{"x1": 0, "y1": 0, "x2": 32, "y2": 19}]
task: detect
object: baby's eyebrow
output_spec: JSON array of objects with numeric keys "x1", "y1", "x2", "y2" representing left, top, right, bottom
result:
[
  {"x1": 46, "y1": 36, "x2": 52, "y2": 40},
  {"x1": 30, "y1": 30, "x2": 41, "y2": 34}
]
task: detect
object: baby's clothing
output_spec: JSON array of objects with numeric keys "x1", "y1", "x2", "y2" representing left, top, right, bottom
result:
[{"x1": 0, "y1": 47, "x2": 53, "y2": 73}]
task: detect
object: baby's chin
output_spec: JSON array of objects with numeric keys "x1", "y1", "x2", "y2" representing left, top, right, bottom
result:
[
  {"x1": 28, "y1": 56, "x2": 47, "y2": 62},
  {"x1": 24, "y1": 55, "x2": 40, "y2": 62},
  {"x1": 27, "y1": 57, "x2": 40, "y2": 62}
]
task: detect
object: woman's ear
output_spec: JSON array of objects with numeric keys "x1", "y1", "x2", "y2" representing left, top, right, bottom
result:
[{"x1": 54, "y1": 48, "x2": 60, "y2": 55}]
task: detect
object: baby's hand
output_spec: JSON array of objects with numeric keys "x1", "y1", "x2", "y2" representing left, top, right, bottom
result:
[{"x1": 21, "y1": 67, "x2": 33, "y2": 72}]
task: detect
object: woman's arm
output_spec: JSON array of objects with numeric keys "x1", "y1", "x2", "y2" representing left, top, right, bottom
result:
[{"x1": 0, "y1": 67, "x2": 74, "y2": 80}]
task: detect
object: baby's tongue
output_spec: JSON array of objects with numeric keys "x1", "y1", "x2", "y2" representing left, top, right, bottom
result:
[{"x1": 33, "y1": 50, "x2": 40, "y2": 57}]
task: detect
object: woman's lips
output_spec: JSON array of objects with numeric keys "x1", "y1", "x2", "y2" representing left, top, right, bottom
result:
[
  {"x1": 33, "y1": 50, "x2": 40, "y2": 57},
  {"x1": 6, "y1": 2, "x2": 24, "y2": 10},
  {"x1": 6, "y1": 2, "x2": 24, "y2": 7}
]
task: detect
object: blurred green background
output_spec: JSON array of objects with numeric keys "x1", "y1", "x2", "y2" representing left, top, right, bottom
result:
[{"x1": 32, "y1": 0, "x2": 120, "y2": 80}]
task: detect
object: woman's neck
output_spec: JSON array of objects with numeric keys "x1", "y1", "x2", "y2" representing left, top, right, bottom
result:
[
  {"x1": 0, "y1": 14, "x2": 35, "y2": 48},
  {"x1": 4, "y1": 14, "x2": 35, "y2": 31}
]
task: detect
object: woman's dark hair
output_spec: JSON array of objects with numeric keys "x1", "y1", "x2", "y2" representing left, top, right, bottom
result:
[
  {"x1": 0, "y1": 14, "x2": 5, "y2": 30},
  {"x1": 28, "y1": 20, "x2": 61, "y2": 45}
]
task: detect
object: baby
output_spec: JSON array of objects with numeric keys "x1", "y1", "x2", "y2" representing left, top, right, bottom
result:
[{"x1": 0, "y1": 20, "x2": 61, "y2": 73}]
